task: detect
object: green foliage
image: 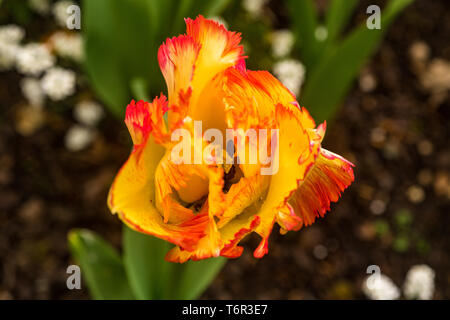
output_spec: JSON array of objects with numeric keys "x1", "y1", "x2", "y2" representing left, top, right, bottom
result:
[
  {"x1": 394, "y1": 209, "x2": 413, "y2": 229},
  {"x1": 287, "y1": 0, "x2": 414, "y2": 123},
  {"x1": 82, "y1": 0, "x2": 231, "y2": 118},
  {"x1": 68, "y1": 229, "x2": 135, "y2": 299},
  {"x1": 174, "y1": 249, "x2": 227, "y2": 299},
  {"x1": 415, "y1": 238, "x2": 430, "y2": 255},
  {"x1": 0, "y1": 0, "x2": 32, "y2": 25},
  {"x1": 69, "y1": 227, "x2": 226, "y2": 300},
  {"x1": 123, "y1": 226, "x2": 226, "y2": 300},
  {"x1": 374, "y1": 219, "x2": 390, "y2": 237},
  {"x1": 123, "y1": 226, "x2": 174, "y2": 299},
  {"x1": 393, "y1": 234, "x2": 410, "y2": 252},
  {"x1": 286, "y1": 0, "x2": 321, "y2": 70}
]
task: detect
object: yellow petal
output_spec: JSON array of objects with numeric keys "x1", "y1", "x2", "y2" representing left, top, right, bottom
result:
[
  {"x1": 108, "y1": 137, "x2": 207, "y2": 251},
  {"x1": 223, "y1": 68, "x2": 298, "y2": 131},
  {"x1": 155, "y1": 151, "x2": 208, "y2": 222},
  {"x1": 253, "y1": 96, "x2": 319, "y2": 258},
  {"x1": 158, "y1": 16, "x2": 244, "y2": 132},
  {"x1": 217, "y1": 173, "x2": 269, "y2": 228},
  {"x1": 219, "y1": 210, "x2": 261, "y2": 258},
  {"x1": 186, "y1": 15, "x2": 244, "y2": 114},
  {"x1": 165, "y1": 203, "x2": 222, "y2": 263},
  {"x1": 222, "y1": 68, "x2": 321, "y2": 257}
]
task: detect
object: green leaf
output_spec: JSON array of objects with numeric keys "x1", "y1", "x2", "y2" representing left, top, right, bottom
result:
[
  {"x1": 325, "y1": 0, "x2": 359, "y2": 44},
  {"x1": 83, "y1": 0, "x2": 232, "y2": 119},
  {"x1": 123, "y1": 226, "x2": 176, "y2": 300},
  {"x1": 130, "y1": 77, "x2": 150, "y2": 102},
  {"x1": 300, "y1": 0, "x2": 414, "y2": 123},
  {"x1": 123, "y1": 226, "x2": 227, "y2": 299},
  {"x1": 173, "y1": 256, "x2": 227, "y2": 300},
  {"x1": 82, "y1": 0, "x2": 129, "y2": 118},
  {"x1": 68, "y1": 229, "x2": 134, "y2": 300},
  {"x1": 286, "y1": 0, "x2": 320, "y2": 69},
  {"x1": 173, "y1": 0, "x2": 194, "y2": 34},
  {"x1": 203, "y1": 0, "x2": 233, "y2": 17},
  {"x1": 82, "y1": 0, "x2": 162, "y2": 118}
]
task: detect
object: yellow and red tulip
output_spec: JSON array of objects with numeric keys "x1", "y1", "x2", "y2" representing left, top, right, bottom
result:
[{"x1": 107, "y1": 16, "x2": 354, "y2": 263}]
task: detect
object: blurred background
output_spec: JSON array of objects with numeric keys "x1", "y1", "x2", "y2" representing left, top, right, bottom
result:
[{"x1": 0, "y1": 0, "x2": 448, "y2": 299}]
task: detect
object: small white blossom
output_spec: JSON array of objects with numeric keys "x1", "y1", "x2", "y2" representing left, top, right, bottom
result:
[
  {"x1": 65, "y1": 125, "x2": 94, "y2": 151},
  {"x1": 243, "y1": 0, "x2": 268, "y2": 18},
  {"x1": 363, "y1": 274, "x2": 400, "y2": 300},
  {"x1": 0, "y1": 25, "x2": 25, "y2": 44},
  {"x1": 53, "y1": 1, "x2": 75, "y2": 27},
  {"x1": 21, "y1": 77, "x2": 45, "y2": 107},
  {"x1": 28, "y1": 0, "x2": 51, "y2": 15},
  {"x1": 0, "y1": 25, "x2": 25, "y2": 70},
  {"x1": 41, "y1": 67, "x2": 76, "y2": 101},
  {"x1": 74, "y1": 100, "x2": 104, "y2": 127},
  {"x1": 273, "y1": 59, "x2": 306, "y2": 96},
  {"x1": 0, "y1": 42, "x2": 20, "y2": 71},
  {"x1": 271, "y1": 30, "x2": 294, "y2": 58},
  {"x1": 50, "y1": 31, "x2": 83, "y2": 62},
  {"x1": 16, "y1": 43, "x2": 55, "y2": 75},
  {"x1": 403, "y1": 264, "x2": 435, "y2": 300}
]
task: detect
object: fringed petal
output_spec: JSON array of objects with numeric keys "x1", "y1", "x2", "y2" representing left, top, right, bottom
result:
[
  {"x1": 124, "y1": 99, "x2": 152, "y2": 146},
  {"x1": 289, "y1": 148, "x2": 355, "y2": 226},
  {"x1": 276, "y1": 203, "x2": 302, "y2": 235},
  {"x1": 124, "y1": 96, "x2": 169, "y2": 146},
  {"x1": 158, "y1": 35, "x2": 199, "y2": 108},
  {"x1": 253, "y1": 217, "x2": 275, "y2": 258}
]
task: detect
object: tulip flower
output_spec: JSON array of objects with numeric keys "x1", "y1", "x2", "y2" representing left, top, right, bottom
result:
[{"x1": 108, "y1": 16, "x2": 354, "y2": 263}]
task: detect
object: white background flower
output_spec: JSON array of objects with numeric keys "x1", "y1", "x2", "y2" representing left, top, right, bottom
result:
[
  {"x1": 0, "y1": 25, "x2": 25, "y2": 43},
  {"x1": 53, "y1": 1, "x2": 76, "y2": 27},
  {"x1": 16, "y1": 43, "x2": 55, "y2": 75},
  {"x1": 273, "y1": 59, "x2": 306, "y2": 96},
  {"x1": 74, "y1": 100, "x2": 104, "y2": 127},
  {"x1": 403, "y1": 264, "x2": 435, "y2": 300},
  {"x1": 21, "y1": 77, "x2": 45, "y2": 107},
  {"x1": 363, "y1": 274, "x2": 400, "y2": 300},
  {"x1": 0, "y1": 25, "x2": 25, "y2": 71},
  {"x1": 41, "y1": 67, "x2": 76, "y2": 101},
  {"x1": 243, "y1": 0, "x2": 268, "y2": 18},
  {"x1": 271, "y1": 30, "x2": 294, "y2": 58},
  {"x1": 65, "y1": 125, "x2": 94, "y2": 151},
  {"x1": 28, "y1": 0, "x2": 51, "y2": 15},
  {"x1": 50, "y1": 31, "x2": 84, "y2": 62}
]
